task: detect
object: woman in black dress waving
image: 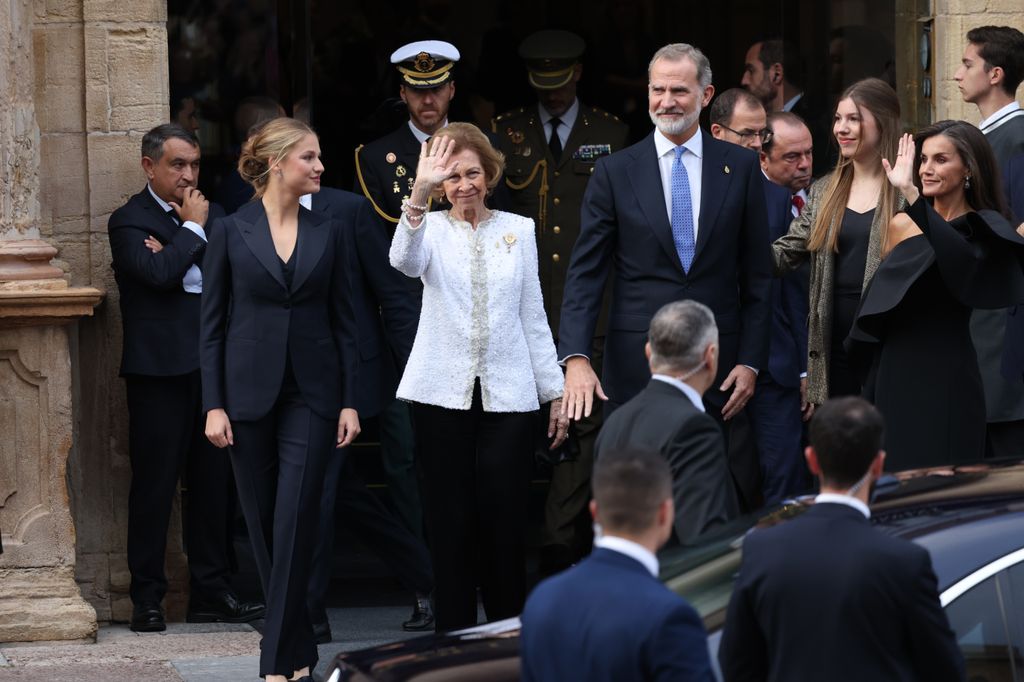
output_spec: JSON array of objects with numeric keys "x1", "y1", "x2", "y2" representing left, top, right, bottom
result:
[{"x1": 852, "y1": 121, "x2": 1024, "y2": 470}]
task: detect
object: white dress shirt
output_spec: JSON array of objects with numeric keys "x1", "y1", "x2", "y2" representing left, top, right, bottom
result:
[
  {"x1": 594, "y1": 535, "x2": 659, "y2": 578},
  {"x1": 651, "y1": 374, "x2": 705, "y2": 412},
  {"x1": 782, "y1": 92, "x2": 804, "y2": 112},
  {"x1": 653, "y1": 128, "x2": 702, "y2": 239},
  {"x1": 538, "y1": 98, "x2": 579, "y2": 150},
  {"x1": 390, "y1": 209, "x2": 563, "y2": 412},
  {"x1": 815, "y1": 492, "x2": 871, "y2": 519},
  {"x1": 408, "y1": 119, "x2": 448, "y2": 144},
  {"x1": 978, "y1": 101, "x2": 1023, "y2": 134},
  {"x1": 147, "y1": 184, "x2": 206, "y2": 293}
]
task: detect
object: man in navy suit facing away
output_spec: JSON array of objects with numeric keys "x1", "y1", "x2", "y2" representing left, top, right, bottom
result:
[{"x1": 520, "y1": 447, "x2": 714, "y2": 682}]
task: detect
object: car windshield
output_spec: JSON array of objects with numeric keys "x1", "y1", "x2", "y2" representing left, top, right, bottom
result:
[{"x1": 657, "y1": 501, "x2": 814, "y2": 629}]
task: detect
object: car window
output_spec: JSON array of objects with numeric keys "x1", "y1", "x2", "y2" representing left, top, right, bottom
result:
[{"x1": 944, "y1": 573, "x2": 1020, "y2": 682}]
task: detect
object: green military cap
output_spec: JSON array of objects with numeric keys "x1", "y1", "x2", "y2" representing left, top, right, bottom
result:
[{"x1": 518, "y1": 30, "x2": 585, "y2": 90}]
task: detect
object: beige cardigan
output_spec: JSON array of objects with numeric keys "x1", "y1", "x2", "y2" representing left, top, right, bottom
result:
[{"x1": 772, "y1": 175, "x2": 905, "y2": 405}]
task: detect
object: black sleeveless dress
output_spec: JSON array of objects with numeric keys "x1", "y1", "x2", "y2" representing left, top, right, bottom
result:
[{"x1": 851, "y1": 200, "x2": 1024, "y2": 470}]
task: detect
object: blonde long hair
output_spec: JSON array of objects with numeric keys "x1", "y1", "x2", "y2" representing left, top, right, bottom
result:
[
  {"x1": 807, "y1": 78, "x2": 901, "y2": 253},
  {"x1": 238, "y1": 117, "x2": 316, "y2": 198}
]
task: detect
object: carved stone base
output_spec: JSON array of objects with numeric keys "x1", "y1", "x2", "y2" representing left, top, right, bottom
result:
[
  {"x1": 0, "y1": 237, "x2": 102, "y2": 642},
  {"x1": 0, "y1": 567, "x2": 96, "y2": 641}
]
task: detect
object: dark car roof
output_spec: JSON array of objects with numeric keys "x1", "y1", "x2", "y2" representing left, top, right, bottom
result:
[{"x1": 328, "y1": 460, "x2": 1024, "y2": 680}]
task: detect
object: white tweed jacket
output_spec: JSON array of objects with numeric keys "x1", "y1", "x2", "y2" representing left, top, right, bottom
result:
[{"x1": 390, "y1": 209, "x2": 563, "y2": 412}]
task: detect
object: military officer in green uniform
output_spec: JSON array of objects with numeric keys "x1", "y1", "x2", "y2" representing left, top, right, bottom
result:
[{"x1": 492, "y1": 30, "x2": 628, "y2": 575}]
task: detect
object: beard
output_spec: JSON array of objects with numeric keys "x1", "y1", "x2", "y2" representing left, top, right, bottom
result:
[{"x1": 649, "y1": 104, "x2": 702, "y2": 137}]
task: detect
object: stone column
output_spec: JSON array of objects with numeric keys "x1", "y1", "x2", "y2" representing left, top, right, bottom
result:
[{"x1": 0, "y1": 0, "x2": 102, "y2": 642}]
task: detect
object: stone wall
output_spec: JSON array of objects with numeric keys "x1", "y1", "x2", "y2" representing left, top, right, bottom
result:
[
  {"x1": 31, "y1": 0, "x2": 184, "y2": 623},
  {"x1": 933, "y1": 0, "x2": 1024, "y2": 121}
]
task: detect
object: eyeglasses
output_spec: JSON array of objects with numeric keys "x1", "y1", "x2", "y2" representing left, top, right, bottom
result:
[{"x1": 720, "y1": 125, "x2": 773, "y2": 145}]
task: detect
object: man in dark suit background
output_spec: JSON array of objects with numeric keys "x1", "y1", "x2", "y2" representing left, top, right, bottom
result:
[
  {"x1": 1002, "y1": 153, "x2": 1024, "y2": 387},
  {"x1": 718, "y1": 397, "x2": 964, "y2": 681},
  {"x1": 303, "y1": 186, "x2": 434, "y2": 638},
  {"x1": 520, "y1": 447, "x2": 714, "y2": 682},
  {"x1": 108, "y1": 123, "x2": 263, "y2": 632},
  {"x1": 712, "y1": 93, "x2": 811, "y2": 503},
  {"x1": 560, "y1": 43, "x2": 771, "y2": 512},
  {"x1": 596, "y1": 300, "x2": 738, "y2": 544}
]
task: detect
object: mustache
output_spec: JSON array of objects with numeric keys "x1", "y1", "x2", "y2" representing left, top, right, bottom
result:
[{"x1": 654, "y1": 109, "x2": 684, "y2": 116}]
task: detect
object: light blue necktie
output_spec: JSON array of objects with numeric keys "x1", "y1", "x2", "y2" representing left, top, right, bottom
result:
[{"x1": 671, "y1": 145, "x2": 695, "y2": 273}]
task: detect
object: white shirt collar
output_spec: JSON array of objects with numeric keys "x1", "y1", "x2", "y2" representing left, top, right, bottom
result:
[
  {"x1": 782, "y1": 92, "x2": 804, "y2": 112},
  {"x1": 538, "y1": 98, "x2": 580, "y2": 133},
  {"x1": 654, "y1": 126, "x2": 703, "y2": 161},
  {"x1": 815, "y1": 493, "x2": 871, "y2": 519},
  {"x1": 651, "y1": 374, "x2": 705, "y2": 412},
  {"x1": 147, "y1": 184, "x2": 174, "y2": 213},
  {"x1": 408, "y1": 119, "x2": 447, "y2": 144},
  {"x1": 594, "y1": 535, "x2": 659, "y2": 577},
  {"x1": 979, "y1": 101, "x2": 1022, "y2": 132},
  {"x1": 299, "y1": 193, "x2": 312, "y2": 210}
]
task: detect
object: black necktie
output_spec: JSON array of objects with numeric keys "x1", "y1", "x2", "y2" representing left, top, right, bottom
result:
[
  {"x1": 548, "y1": 118, "x2": 563, "y2": 162},
  {"x1": 166, "y1": 207, "x2": 180, "y2": 225}
]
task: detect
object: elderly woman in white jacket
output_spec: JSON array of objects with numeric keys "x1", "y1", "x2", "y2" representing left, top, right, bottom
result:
[{"x1": 390, "y1": 123, "x2": 567, "y2": 632}]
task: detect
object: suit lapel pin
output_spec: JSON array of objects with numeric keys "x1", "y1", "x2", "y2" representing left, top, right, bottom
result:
[
  {"x1": 392, "y1": 181, "x2": 401, "y2": 193},
  {"x1": 396, "y1": 165, "x2": 407, "y2": 177},
  {"x1": 503, "y1": 233, "x2": 517, "y2": 253},
  {"x1": 386, "y1": 152, "x2": 397, "y2": 164},
  {"x1": 724, "y1": 165, "x2": 731, "y2": 174}
]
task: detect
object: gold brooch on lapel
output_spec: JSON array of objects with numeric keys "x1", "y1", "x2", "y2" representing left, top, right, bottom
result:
[
  {"x1": 509, "y1": 130, "x2": 525, "y2": 144},
  {"x1": 503, "y1": 233, "x2": 517, "y2": 253},
  {"x1": 396, "y1": 164, "x2": 407, "y2": 177},
  {"x1": 724, "y1": 165, "x2": 731, "y2": 174}
]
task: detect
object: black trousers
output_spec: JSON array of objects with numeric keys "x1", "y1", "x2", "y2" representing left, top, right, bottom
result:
[
  {"x1": 229, "y1": 372, "x2": 336, "y2": 678},
  {"x1": 307, "y1": 450, "x2": 434, "y2": 627},
  {"x1": 411, "y1": 383, "x2": 537, "y2": 631},
  {"x1": 125, "y1": 371, "x2": 232, "y2": 605}
]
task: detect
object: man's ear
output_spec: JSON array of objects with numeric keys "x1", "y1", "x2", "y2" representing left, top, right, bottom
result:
[
  {"x1": 804, "y1": 446, "x2": 821, "y2": 476},
  {"x1": 710, "y1": 123, "x2": 725, "y2": 141},
  {"x1": 771, "y1": 63, "x2": 784, "y2": 85},
  {"x1": 871, "y1": 450, "x2": 886, "y2": 477},
  {"x1": 989, "y1": 65, "x2": 1005, "y2": 89},
  {"x1": 644, "y1": 341, "x2": 652, "y2": 361},
  {"x1": 701, "y1": 84, "x2": 716, "y2": 108},
  {"x1": 141, "y1": 156, "x2": 156, "y2": 180},
  {"x1": 759, "y1": 150, "x2": 769, "y2": 168},
  {"x1": 589, "y1": 498, "x2": 599, "y2": 522}
]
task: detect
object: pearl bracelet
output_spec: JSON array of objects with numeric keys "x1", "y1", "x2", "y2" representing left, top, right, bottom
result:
[{"x1": 401, "y1": 198, "x2": 428, "y2": 214}]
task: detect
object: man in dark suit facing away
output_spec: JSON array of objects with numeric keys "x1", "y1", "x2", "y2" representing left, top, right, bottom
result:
[
  {"x1": 520, "y1": 447, "x2": 714, "y2": 682},
  {"x1": 718, "y1": 397, "x2": 964, "y2": 681},
  {"x1": 596, "y1": 300, "x2": 738, "y2": 545},
  {"x1": 108, "y1": 123, "x2": 264, "y2": 632},
  {"x1": 559, "y1": 43, "x2": 771, "y2": 512}
]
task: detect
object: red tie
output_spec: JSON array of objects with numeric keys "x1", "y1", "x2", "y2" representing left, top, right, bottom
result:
[{"x1": 792, "y1": 194, "x2": 805, "y2": 215}]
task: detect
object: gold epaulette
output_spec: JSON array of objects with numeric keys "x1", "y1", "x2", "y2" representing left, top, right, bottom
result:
[
  {"x1": 504, "y1": 158, "x2": 549, "y2": 234},
  {"x1": 590, "y1": 106, "x2": 621, "y2": 123},
  {"x1": 354, "y1": 144, "x2": 399, "y2": 224}
]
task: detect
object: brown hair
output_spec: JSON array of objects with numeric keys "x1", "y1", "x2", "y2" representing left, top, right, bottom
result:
[
  {"x1": 913, "y1": 120, "x2": 1011, "y2": 220},
  {"x1": 807, "y1": 78, "x2": 901, "y2": 253},
  {"x1": 592, "y1": 448, "x2": 672, "y2": 535},
  {"x1": 238, "y1": 117, "x2": 316, "y2": 198},
  {"x1": 431, "y1": 122, "x2": 505, "y2": 192}
]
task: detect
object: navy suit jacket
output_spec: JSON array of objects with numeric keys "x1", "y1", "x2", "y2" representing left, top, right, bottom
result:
[
  {"x1": 521, "y1": 547, "x2": 714, "y2": 682},
  {"x1": 762, "y1": 178, "x2": 808, "y2": 388},
  {"x1": 199, "y1": 199, "x2": 358, "y2": 421},
  {"x1": 719, "y1": 503, "x2": 964, "y2": 682},
  {"x1": 558, "y1": 130, "x2": 771, "y2": 407},
  {"x1": 310, "y1": 187, "x2": 418, "y2": 418},
  {"x1": 108, "y1": 187, "x2": 226, "y2": 377},
  {"x1": 1002, "y1": 153, "x2": 1024, "y2": 384}
]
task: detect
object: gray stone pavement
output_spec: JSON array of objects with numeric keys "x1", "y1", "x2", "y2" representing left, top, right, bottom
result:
[{"x1": 0, "y1": 606, "x2": 427, "y2": 681}]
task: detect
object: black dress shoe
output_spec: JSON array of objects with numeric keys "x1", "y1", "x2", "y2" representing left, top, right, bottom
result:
[
  {"x1": 313, "y1": 620, "x2": 332, "y2": 644},
  {"x1": 402, "y1": 595, "x2": 434, "y2": 631},
  {"x1": 130, "y1": 601, "x2": 166, "y2": 632},
  {"x1": 187, "y1": 590, "x2": 265, "y2": 623}
]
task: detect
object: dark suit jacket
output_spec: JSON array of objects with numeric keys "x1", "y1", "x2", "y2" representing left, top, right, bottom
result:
[
  {"x1": 718, "y1": 503, "x2": 965, "y2": 682},
  {"x1": 199, "y1": 199, "x2": 358, "y2": 421},
  {"x1": 1002, "y1": 153, "x2": 1024, "y2": 384},
  {"x1": 763, "y1": 177, "x2": 808, "y2": 388},
  {"x1": 558, "y1": 130, "x2": 771, "y2": 407},
  {"x1": 310, "y1": 187, "x2": 418, "y2": 418},
  {"x1": 521, "y1": 547, "x2": 714, "y2": 682},
  {"x1": 595, "y1": 380, "x2": 739, "y2": 544},
  {"x1": 108, "y1": 187, "x2": 225, "y2": 377}
]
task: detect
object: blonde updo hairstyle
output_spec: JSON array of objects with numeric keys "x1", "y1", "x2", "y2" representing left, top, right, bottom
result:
[
  {"x1": 238, "y1": 117, "x2": 316, "y2": 198},
  {"x1": 430, "y1": 122, "x2": 505, "y2": 203}
]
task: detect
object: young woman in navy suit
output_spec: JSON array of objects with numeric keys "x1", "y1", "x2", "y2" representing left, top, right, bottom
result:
[{"x1": 200, "y1": 117, "x2": 360, "y2": 682}]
